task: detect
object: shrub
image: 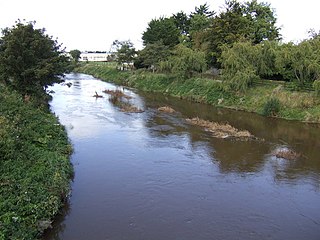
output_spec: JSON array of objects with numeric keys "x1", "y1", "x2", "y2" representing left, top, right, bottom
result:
[
  {"x1": 313, "y1": 79, "x2": 320, "y2": 96},
  {"x1": 262, "y1": 98, "x2": 281, "y2": 116}
]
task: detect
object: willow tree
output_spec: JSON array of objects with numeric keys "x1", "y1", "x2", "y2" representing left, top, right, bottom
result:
[
  {"x1": 275, "y1": 38, "x2": 320, "y2": 85},
  {"x1": 290, "y1": 38, "x2": 320, "y2": 84},
  {"x1": 160, "y1": 44, "x2": 207, "y2": 78},
  {"x1": 256, "y1": 40, "x2": 281, "y2": 78},
  {"x1": 219, "y1": 41, "x2": 260, "y2": 91}
]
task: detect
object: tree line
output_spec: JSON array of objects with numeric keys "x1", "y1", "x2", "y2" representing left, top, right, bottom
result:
[{"x1": 114, "y1": 0, "x2": 320, "y2": 92}]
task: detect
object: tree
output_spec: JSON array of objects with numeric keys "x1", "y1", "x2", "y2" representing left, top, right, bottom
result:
[
  {"x1": 191, "y1": 3, "x2": 215, "y2": 18},
  {"x1": 112, "y1": 40, "x2": 136, "y2": 70},
  {"x1": 0, "y1": 21, "x2": 70, "y2": 96},
  {"x1": 244, "y1": 0, "x2": 281, "y2": 44},
  {"x1": 207, "y1": 0, "x2": 250, "y2": 66},
  {"x1": 275, "y1": 39, "x2": 320, "y2": 85},
  {"x1": 290, "y1": 38, "x2": 320, "y2": 84},
  {"x1": 255, "y1": 40, "x2": 281, "y2": 79},
  {"x1": 135, "y1": 41, "x2": 171, "y2": 71},
  {"x1": 142, "y1": 17, "x2": 180, "y2": 47},
  {"x1": 69, "y1": 49, "x2": 81, "y2": 62},
  {"x1": 219, "y1": 41, "x2": 259, "y2": 91},
  {"x1": 173, "y1": 11, "x2": 191, "y2": 36},
  {"x1": 206, "y1": 0, "x2": 280, "y2": 67},
  {"x1": 160, "y1": 44, "x2": 207, "y2": 78}
]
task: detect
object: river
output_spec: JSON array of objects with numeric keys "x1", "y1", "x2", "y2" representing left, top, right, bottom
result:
[{"x1": 43, "y1": 73, "x2": 320, "y2": 240}]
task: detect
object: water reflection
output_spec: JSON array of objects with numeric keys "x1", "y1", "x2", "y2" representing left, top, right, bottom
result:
[
  {"x1": 44, "y1": 74, "x2": 320, "y2": 240},
  {"x1": 141, "y1": 91, "x2": 320, "y2": 185}
]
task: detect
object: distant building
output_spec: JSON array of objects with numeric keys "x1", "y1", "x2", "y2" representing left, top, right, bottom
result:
[{"x1": 80, "y1": 51, "x2": 113, "y2": 62}]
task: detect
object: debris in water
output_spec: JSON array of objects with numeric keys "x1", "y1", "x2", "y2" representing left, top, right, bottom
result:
[
  {"x1": 158, "y1": 106, "x2": 176, "y2": 113},
  {"x1": 106, "y1": 90, "x2": 143, "y2": 113},
  {"x1": 119, "y1": 103, "x2": 144, "y2": 113},
  {"x1": 102, "y1": 89, "x2": 132, "y2": 99},
  {"x1": 273, "y1": 148, "x2": 301, "y2": 160},
  {"x1": 186, "y1": 117, "x2": 257, "y2": 140},
  {"x1": 93, "y1": 91, "x2": 103, "y2": 98}
]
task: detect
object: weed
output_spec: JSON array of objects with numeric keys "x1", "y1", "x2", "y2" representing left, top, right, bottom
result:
[
  {"x1": 262, "y1": 98, "x2": 281, "y2": 117},
  {"x1": 0, "y1": 84, "x2": 73, "y2": 239}
]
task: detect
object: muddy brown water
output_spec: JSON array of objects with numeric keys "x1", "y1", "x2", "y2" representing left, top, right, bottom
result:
[{"x1": 43, "y1": 73, "x2": 320, "y2": 240}]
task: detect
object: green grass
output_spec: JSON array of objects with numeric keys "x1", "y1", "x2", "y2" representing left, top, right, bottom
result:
[
  {"x1": 76, "y1": 63, "x2": 320, "y2": 123},
  {"x1": 0, "y1": 84, "x2": 73, "y2": 239}
]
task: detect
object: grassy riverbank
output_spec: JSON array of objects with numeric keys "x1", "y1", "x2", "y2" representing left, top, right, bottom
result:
[
  {"x1": 0, "y1": 84, "x2": 73, "y2": 239},
  {"x1": 76, "y1": 63, "x2": 320, "y2": 123}
]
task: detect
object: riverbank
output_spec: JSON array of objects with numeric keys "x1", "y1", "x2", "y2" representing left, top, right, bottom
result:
[
  {"x1": 76, "y1": 63, "x2": 320, "y2": 123},
  {"x1": 0, "y1": 84, "x2": 73, "y2": 239}
]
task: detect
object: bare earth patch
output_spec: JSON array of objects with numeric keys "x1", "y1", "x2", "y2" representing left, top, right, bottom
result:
[
  {"x1": 186, "y1": 117, "x2": 257, "y2": 140},
  {"x1": 158, "y1": 106, "x2": 176, "y2": 113}
]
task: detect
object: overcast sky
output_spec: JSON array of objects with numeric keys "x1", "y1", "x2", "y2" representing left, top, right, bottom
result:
[{"x1": 1, "y1": 0, "x2": 320, "y2": 51}]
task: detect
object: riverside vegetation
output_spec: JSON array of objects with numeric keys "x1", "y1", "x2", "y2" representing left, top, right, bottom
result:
[
  {"x1": 76, "y1": 63, "x2": 320, "y2": 123},
  {"x1": 0, "y1": 85, "x2": 73, "y2": 239},
  {"x1": 84, "y1": 0, "x2": 320, "y2": 123},
  {"x1": 0, "y1": 21, "x2": 73, "y2": 239}
]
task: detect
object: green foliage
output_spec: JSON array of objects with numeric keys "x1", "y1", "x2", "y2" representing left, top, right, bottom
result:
[
  {"x1": 191, "y1": 3, "x2": 215, "y2": 18},
  {"x1": 290, "y1": 38, "x2": 320, "y2": 84},
  {"x1": 0, "y1": 84, "x2": 73, "y2": 239},
  {"x1": 76, "y1": 63, "x2": 320, "y2": 122},
  {"x1": 219, "y1": 41, "x2": 260, "y2": 91},
  {"x1": 140, "y1": 1, "x2": 280, "y2": 68},
  {"x1": 244, "y1": 0, "x2": 281, "y2": 44},
  {"x1": 220, "y1": 37, "x2": 320, "y2": 91},
  {"x1": 173, "y1": 11, "x2": 190, "y2": 36},
  {"x1": 112, "y1": 40, "x2": 136, "y2": 69},
  {"x1": 313, "y1": 79, "x2": 320, "y2": 96},
  {"x1": 274, "y1": 39, "x2": 320, "y2": 85},
  {"x1": 262, "y1": 98, "x2": 281, "y2": 116},
  {"x1": 159, "y1": 44, "x2": 207, "y2": 78},
  {"x1": 189, "y1": 14, "x2": 211, "y2": 34},
  {"x1": 256, "y1": 40, "x2": 280, "y2": 78},
  {"x1": 0, "y1": 20, "x2": 70, "y2": 96},
  {"x1": 135, "y1": 41, "x2": 171, "y2": 70},
  {"x1": 142, "y1": 17, "x2": 180, "y2": 47},
  {"x1": 69, "y1": 49, "x2": 81, "y2": 62},
  {"x1": 196, "y1": 0, "x2": 280, "y2": 67}
]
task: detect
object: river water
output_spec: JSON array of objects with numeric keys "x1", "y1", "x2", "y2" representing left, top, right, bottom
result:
[{"x1": 43, "y1": 73, "x2": 320, "y2": 240}]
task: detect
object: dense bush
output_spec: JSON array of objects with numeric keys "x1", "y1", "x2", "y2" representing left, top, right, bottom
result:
[
  {"x1": 262, "y1": 98, "x2": 281, "y2": 116},
  {"x1": 0, "y1": 85, "x2": 73, "y2": 239},
  {"x1": 0, "y1": 21, "x2": 70, "y2": 97},
  {"x1": 313, "y1": 79, "x2": 320, "y2": 96}
]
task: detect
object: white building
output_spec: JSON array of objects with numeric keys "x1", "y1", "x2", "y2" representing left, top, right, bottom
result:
[{"x1": 80, "y1": 52, "x2": 113, "y2": 62}]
